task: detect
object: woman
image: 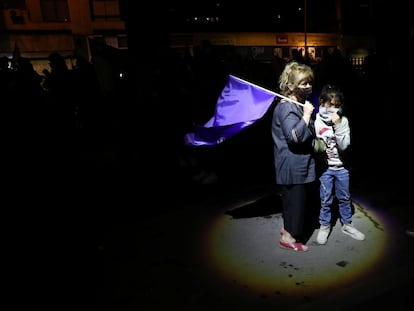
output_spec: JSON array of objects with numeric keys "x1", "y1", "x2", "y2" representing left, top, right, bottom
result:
[{"x1": 272, "y1": 61, "x2": 316, "y2": 252}]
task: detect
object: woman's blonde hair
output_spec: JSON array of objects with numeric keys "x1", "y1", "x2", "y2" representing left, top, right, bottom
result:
[{"x1": 278, "y1": 61, "x2": 314, "y2": 96}]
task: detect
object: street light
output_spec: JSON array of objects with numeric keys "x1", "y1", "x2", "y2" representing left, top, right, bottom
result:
[{"x1": 304, "y1": 0, "x2": 307, "y2": 58}]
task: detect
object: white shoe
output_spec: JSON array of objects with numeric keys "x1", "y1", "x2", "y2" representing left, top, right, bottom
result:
[
  {"x1": 342, "y1": 223, "x2": 365, "y2": 240},
  {"x1": 317, "y1": 225, "x2": 330, "y2": 244}
]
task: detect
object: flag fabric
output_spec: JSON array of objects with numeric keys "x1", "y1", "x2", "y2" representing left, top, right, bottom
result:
[{"x1": 185, "y1": 75, "x2": 277, "y2": 146}]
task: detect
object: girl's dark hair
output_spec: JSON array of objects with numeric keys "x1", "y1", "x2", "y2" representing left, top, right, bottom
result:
[{"x1": 319, "y1": 84, "x2": 344, "y2": 107}]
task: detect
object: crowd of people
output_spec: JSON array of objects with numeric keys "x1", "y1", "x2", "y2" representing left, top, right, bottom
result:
[{"x1": 2, "y1": 51, "x2": 119, "y2": 142}]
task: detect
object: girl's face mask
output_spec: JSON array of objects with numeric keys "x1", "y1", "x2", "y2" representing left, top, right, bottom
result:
[
  {"x1": 319, "y1": 106, "x2": 340, "y2": 125},
  {"x1": 319, "y1": 107, "x2": 339, "y2": 115}
]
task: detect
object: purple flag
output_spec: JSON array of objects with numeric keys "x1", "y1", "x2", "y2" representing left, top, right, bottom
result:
[{"x1": 185, "y1": 75, "x2": 277, "y2": 146}]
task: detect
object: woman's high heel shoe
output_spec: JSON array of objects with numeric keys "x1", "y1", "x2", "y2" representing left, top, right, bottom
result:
[
  {"x1": 279, "y1": 240, "x2": 308, "y2": 252},
  {"x1": 279, "y1": 229, "x2": 309, "y2": 252}
]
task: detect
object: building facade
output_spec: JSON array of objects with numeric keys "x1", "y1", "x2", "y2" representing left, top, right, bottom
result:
[{"x1": 0, "y1": 0, "x2": 126, "y2": 73}]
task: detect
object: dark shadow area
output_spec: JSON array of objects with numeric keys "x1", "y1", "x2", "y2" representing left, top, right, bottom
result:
[{"x1": 225, "y1": 192, "x2": 282, "y2": 218}]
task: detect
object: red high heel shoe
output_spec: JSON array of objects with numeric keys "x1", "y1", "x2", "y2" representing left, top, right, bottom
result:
[
  {"x1": 279, "y1": 240, "x2": 308, "y2": 252},
  {"x1": 279, "y1": 229, "x2": 308, "y2": 252}
]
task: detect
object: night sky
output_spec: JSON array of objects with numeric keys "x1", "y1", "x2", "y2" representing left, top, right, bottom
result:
[{"x1": 164, "y1": 0, "x2": 371, "y2": 34}]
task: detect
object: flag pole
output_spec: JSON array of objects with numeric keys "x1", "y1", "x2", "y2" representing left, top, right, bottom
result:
[
  {"x1": 273, "y1": 91, "x2": 305, "y2": 107},
  {"x1": 230, "y1": 75, "x2": 305, "y2": 107}
]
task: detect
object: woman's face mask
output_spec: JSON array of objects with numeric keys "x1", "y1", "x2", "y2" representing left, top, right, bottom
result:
[
  {"x1": 294, "y1": 79, "x2": 313, "y2": 101},
  {"x1": 295, "y1": 86, "x2": 313, "y2": 99}
]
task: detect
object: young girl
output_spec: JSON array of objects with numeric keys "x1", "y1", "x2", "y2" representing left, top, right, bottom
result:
[{"x1": 314, "y1": 84, "x2": 365, "y2": 244}]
